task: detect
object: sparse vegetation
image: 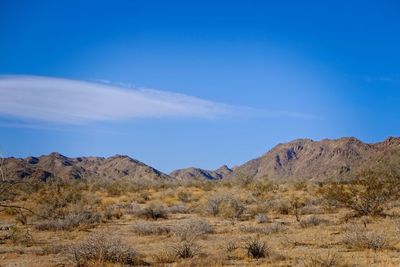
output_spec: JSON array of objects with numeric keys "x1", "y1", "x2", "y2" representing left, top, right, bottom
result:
[
  {"x1": 67, "y1": 233, "x2": 141, "y2": 265},
  {"x1": 244, "y1": 236, "x2": 270, "y2": 259},
  {"x1": 342, "y1": 224, "x2": 391, "y2": 251},
  {"x1": 1, "y1": 162, "x2": 400, "y2": 266}
]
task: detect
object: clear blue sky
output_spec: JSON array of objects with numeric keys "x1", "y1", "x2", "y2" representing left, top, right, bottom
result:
[{"x1": 0, "y1": 0, "x2": 399, "y2": 172}]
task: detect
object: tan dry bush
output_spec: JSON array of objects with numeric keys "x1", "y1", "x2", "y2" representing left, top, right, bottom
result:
[
  {"x1": 152, "y1": 248, "x2": 176, "y2": 264},
  {"x1": 168, "y1": 203, "x2": 190, "y2": 214},
  {"x1": 205, "y1": 193, "x2": 245, "y2": 219},
  {"x1": 36, "y1": 210, "x2": 102, "y2": 231},
  {"x1": 177, "y1": 190, "x2": 193, "y2": 203},
  {"x1": 300, "y1": 215, "x2": 329, "y2": 228},
  {"x1": 9, "y1": 226, "x2": 33, "y2": 247},
  {"x1": 240, "y1": 222, "x2": 286, "y2": 235},
  {"x1": 342, "y1": 224, "x2": 391, "y2": 251},
  {"x1": 36, "y1": 182, "x2": 85, "y2": 219},
  {"x1": 138, "y1": 203, "x2": 169, "y2": 220},
  {"x1": 133, "y1": 221, "x2": 171, "y2": 236},
  {"x1": 265, "y1": 198, "x2": 291, "y2": 215},
  {"x1": 104, "y1": 205, "x2": 123, "y2": 220},
  {"x1": 66, "y1": 233, "x2": 143, "y2": 266},
  {"x1": 302, "y1": 250, "x2": 341, "y2": 267},
  {"x1": 255, "y1": 213, "x2": 269, "y2": 224},
  {"x1": 171, "y1": 219, "x2": 213, "y2": 241},
  {"x1": 245, "y1": 179, "x2": 278, "y2": 198}
]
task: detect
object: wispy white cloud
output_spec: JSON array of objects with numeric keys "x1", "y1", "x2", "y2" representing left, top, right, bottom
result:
[{"x1": 0, "y1": 75, "x2": 315, "y2": 125}]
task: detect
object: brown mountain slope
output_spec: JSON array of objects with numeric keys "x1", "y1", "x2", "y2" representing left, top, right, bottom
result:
[
  {"x1": 228, "y1": 137, "x2": 400, "y2": 181},
  {"x1": 169, "y1": 165, "x2": 232, "y2": 180},
  {"x1": 1, "y1": 153, "x2": 172, "y2": 182}
]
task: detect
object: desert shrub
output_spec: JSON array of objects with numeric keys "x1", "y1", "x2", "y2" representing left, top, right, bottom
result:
[
  {"x1": 205, "y1": 193, "x2": 245, "y2": 219},
  {"x1": 133, "y1": 221, "x2": 171, "y2": 236},
  {"x1": 300, "y1": 215, "x2": 328, "y2": 228},
  {"x1": 246, "y1": 179, "x2": 278, "y2": 197},
  {"x1": 138, "y1": 204, "x2": 168, "y2": 220},
  {"x1": 240, "y1": 222, "x2": 286, "y2": 234},
  {"x1": 104, "y1": 205, "x2": 123, "y2": 220},
  {"x1": 290, "y1": 196, "x2": 306, "y2": 222},
  {"x1": 116, "y1": 202, "x2": 141, "y2": 215},
  {"x1": 321, "y1": 170, "x2": 400, "y2": 216},
  {"x1": 244, "y1": 236, "x2": 270, "y2": 259},
  {"x1": 177, "y1": 191, "x2": 192, "y2": 203},
  {"x1": 105, "y1": 181, "x2": 129, "y2": 196},
  {"x1": 265, "y1": 198, "x2": 291, "y2": 215},
  {"x1": 302, "y1": 251, "x2": 339, "y2": 267},
  {"x1": 67, "y1": 233, "x2": 141, "y2": 265},
  {"x1": 9, "y1": 226, "x2": 33, "y2": 246},
  {"x1": 36, "y1": 211, "x2": 102, "y2": 231},
  {"x1": 36, "y1": 182, "x2": 86, "y2": 219},
  {"x1": 342, "y1": 224, "x2": 390, "y2": 251},
  {"x1": 205, "y1": 194, "x2": 225, "y2": 216},
  {"x1": 255, "y1": 213, "x2": 268, "y2": 224},
  {"x1": 168, "y1": 203, "x2": 190, "y2": 214},
  {"x1": 172, "y1": 219, "x2": 213, "y2": 241},
  {"x1": 171, "y1": 240, "x2": 200, "y2": 259},
  {"x1": 152, "y1": 249, "x2": 176, "y2": 264},
  {"x1": 293, "y1": 181, "x2": 308, "y2": 191}
]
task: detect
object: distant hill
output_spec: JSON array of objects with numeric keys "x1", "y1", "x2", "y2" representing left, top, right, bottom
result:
[
  {"x1": 2, "y1": 137, "x2": 399, "y2": 183},
  {"x1": 169, "y1": 165, "x2": 232, "y2": 180},
  {"x1": 1, "y1": 152, "x2": 171, "y2": 182},
  {"x1": 227, "y1": 137, "x2": 400, "y2": 182}
]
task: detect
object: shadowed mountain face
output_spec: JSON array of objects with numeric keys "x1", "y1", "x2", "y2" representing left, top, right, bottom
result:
[
  {"x1": 228, "y1": 137, "x2": 400, "y2": 181},
  {"x1": 1, "y1": 153, "x2": 172, "y2": 182},
  {"x1": 169, "y1": 165, "x2": 232, "y2": 180}
]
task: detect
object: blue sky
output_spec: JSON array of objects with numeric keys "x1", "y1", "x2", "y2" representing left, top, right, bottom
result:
[{"x1": 0, "y1": 0, "x2": 399, "y2": 172}]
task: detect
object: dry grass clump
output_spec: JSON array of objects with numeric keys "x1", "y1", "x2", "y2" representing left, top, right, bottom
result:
[
  {"x1": 255, "y1": 213, "x2": 268, "y2": 223},
  {"x1": 36, "y1": 211, "x2": 102, "y2": 231},
  {"x1": 302, "y1": 250, "x2": 340, "y2": 267},
  {"x1": 342, "y1": 224, "x2": 391, "y2": 251},
  {"x1": 265, "y1": 198, "x2": 291, "y2": 215},
  {"x1": 168, "y1": 203, "x2": 190, "y2": 214},
  {"x1": 67, "y1": 233, "x2": 142, "y2": 266},
  {"x1": 104, "y1": 205, "x2": 123, "y2": 220},
  {"x1": 299, "y1": 215, "x2": 329, "y2": 228},
  {"x1": 171, "y1": 219, "x2": 213, "y2": 241},
  {"x1": 8, "y1": 226, "x2": 33, "y2": 247},
  {"x1": 177, "y1": 190, "x2": 192, "y2": 203},
  {"x1": 240, "y1": 222, "x2": 286, "y2": 234},
  {"x1": 244, "y1": 236, "x2": 270, "y2": 259},
  {"x1": 138, "y1": 203, "x2": 169, "y2": 220},
  {"x1": 133, "y1": 221, "x2": 171, "y2": 236}
]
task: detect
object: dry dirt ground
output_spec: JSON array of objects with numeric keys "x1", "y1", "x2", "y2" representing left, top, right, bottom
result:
[{"x1": 1, "y1": 181, "x2": 400, "y2": 266}]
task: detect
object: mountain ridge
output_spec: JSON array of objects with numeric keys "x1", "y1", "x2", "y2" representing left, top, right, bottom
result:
[{"x1": 1, "y1": 136, "x2": 399, "y2": 182}]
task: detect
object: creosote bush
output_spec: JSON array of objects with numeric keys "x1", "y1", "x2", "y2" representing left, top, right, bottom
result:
[
  {"x1": 205, "y1": 193, "x2": 245, "y2": 219},
  {"x1": 321, "y1": 170, "x2": 400, "y2": 216}
]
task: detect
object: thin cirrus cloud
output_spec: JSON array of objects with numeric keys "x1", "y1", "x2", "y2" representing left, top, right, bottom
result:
[{"x1": 0, "y1": 75, "x2": 314, "y2": 125}]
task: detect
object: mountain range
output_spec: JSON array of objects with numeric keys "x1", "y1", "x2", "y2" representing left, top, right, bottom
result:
[{"x1": 1, "y1": 137, "x2": 399, "y2": 182}]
